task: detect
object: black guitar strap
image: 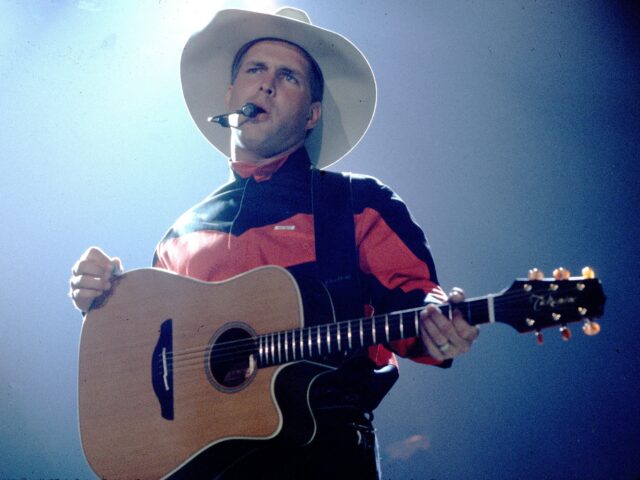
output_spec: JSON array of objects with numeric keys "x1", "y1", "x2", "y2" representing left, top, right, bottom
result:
[
  {"x1": 311, "y1": 168, "x2": 364, "y2": 324},
  {"x1": 311, "y1": 168, "x2": 399, "y2": 409}
]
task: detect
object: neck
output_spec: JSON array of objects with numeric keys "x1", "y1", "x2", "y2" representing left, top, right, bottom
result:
[{"x1": 230, "y1": 139, "x2": 306, "y2": 166}]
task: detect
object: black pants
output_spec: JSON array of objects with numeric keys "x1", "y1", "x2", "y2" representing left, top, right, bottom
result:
[{"x1": 214, "y1": 409, "x2": 380, "y2": 480}]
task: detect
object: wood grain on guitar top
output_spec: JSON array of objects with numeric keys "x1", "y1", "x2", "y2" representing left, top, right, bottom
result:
[{"x1": 79, "y1": 266, "x2": 305, "y2": 480}]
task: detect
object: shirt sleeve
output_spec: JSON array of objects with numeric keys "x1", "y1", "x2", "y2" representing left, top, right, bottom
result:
[{"x1": 351, "y1": 174, "x2": 450, "y2": 367}]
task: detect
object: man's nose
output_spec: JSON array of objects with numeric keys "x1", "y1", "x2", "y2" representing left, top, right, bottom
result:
[{"x1": 259, "y1": 74, "x2": 275, "y2": 96}]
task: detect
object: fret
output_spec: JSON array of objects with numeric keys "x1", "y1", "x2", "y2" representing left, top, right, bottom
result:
[
  {"x1": 326, "y1": 325, "x2": 332, "y2": 354},
  {"x1": 277, "y1": 332, "x2": 282, "y2": 364},
  {"x1": 299, "y1": 328, "x2": 304, "y2": 358},
  {"x1": 259, "y1": 335, "x2": 265, "y2": 365},
  {"x1": 414, "y1": 310, "x2": 419, "y2": 337},
  {"x1": 385, "y1": 315, "x2": 390, "y2": 342},
  {"x1": 337, "y1": 323, "x2": 342, "y2": 351},
  {"x1": 307, "y1": 328, "x2": 312, "y2": 358},
  {"x1": 399, "y1": 313, "x2": 404, "y2": 338},
  {"x1": 372, "y1": 317, "x2": 377, "y2": 343},
  {"x1": 316, "y1": 325, "x2": 321, "y2": 355},
  {"x1": 292, "y1": 329, "x2": 297, "y2": 359},
  {"x1": 284, "y1": 331, "x2": 288, "y2": 362},
  {"x1": 487, "y1": 295, "x2": 495, "y2": 323},
  {"x1": 270, "y1": 333, "x2": 275, "y2": 365},
  {"x1": 263, "y1": 334, "x2": 267, "y2": 365},
  {"x1": 359, "y1": 319, "x2": 364, "y2": 347},
  {"x1": 348, "y1": 322, "x2": 353, "y2": 349}
]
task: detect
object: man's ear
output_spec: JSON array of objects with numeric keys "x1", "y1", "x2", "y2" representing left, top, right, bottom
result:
[{"x1": 305, "y1": 102, "x2": 322, "y2": 131}]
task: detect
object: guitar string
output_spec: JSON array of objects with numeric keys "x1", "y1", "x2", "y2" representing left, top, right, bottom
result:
[
  {"x1": 165, "y1": 302, "x2": 432, "y2": 365},
  {"x1": 163, "y1": 282, "x2": 589, "y2": 367},
  {"x1": 163, "y1": 288, "x2": 496, "y2": 363},
  {"x1": 162, "y1": 290, "x2": 576, "y2": 378},
  {"x1": 161, "y1": 282, "x2": 591, "y2": 372}
]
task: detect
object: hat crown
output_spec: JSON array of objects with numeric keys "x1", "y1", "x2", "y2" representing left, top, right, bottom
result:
[{"x1": 275, "y1": 7, "x2": 311, "y2": 24}]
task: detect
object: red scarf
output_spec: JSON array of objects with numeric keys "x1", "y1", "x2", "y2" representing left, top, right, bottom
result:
[{"x1": 229, "y1": 155, "x2": 289, "y2": 182}]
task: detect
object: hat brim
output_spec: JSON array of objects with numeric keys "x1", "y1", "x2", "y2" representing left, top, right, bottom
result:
[{"x1": 180, "y1": 9, "x2": 376, "y2": 169}]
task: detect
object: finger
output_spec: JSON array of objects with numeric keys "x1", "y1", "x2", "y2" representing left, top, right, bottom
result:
[
  {"x1": 70, "y1": 287, "x2": 104, "y2": 302},
  {"x1": 72, "y1": 259, "x2": 111, "y2": 279},
  {"x1": 448, "y1": 288, "x2": 477, "y2": 347},
  {"x1": 445, "y1": 311, "x2": 475, "y2": 352},
  {"x1": 425, "y1": 306, "x2": 473, "y2": 353},
  {"x1": 420, "y1": 305, "x2": 450, "y2": 348},
  {"x1": 417, "y1": 310, "x2": 450, "y2": 360},
  {"x1": 72, "y1": 249, "x2": 122, "y2": 280},
  {"x1": 420, "y1": 306, "x2": 467, "y2": 358},
  {"x1": 74, "y1": 247, "x2": 115, "y2": 275},
  {"x1": 421, "y1": 332, "x2": 448, "y2": 361},
  {"x1": 448, "y1": 287, "x2": 465, "y2": 303},
  {"x1": 112, "y1": 257, "x2": 124, "y2": 275},
  {"x1": 69, "y1": 285, "x2": 105, "y2": 312},
  {"x1": 452, "y1": 314, "x2": 480, "y2": 342},
  {"x1": 70, "y1": 274, "x2": 111, "y2": 292},
  {"x1": 82, "y1": 246, "x2": 111, "y2": 263}
]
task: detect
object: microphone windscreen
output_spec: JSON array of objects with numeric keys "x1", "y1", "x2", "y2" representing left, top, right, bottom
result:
[{"x1": 241, "y1": 103, "x2": 263, "y2": 118}]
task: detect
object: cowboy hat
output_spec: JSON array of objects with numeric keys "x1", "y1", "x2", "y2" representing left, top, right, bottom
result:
[{"x1": 180, "y1": 7, "x2": 376, "y2": 169}]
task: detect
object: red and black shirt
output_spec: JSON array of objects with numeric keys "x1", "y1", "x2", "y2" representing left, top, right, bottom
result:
[{"x1": 153, "y1": 148, "x2": 447, "y2": 407}]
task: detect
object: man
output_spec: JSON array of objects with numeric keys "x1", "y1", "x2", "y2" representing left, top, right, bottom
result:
[{"x1": 70, "y1": 8, "x2": 479, "y2": 479}]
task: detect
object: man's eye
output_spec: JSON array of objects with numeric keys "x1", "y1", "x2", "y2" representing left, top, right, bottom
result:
[
  {"x1": 283, "y1": 73, "x2": 298, "y2": 84},
  {"x1": 246, "y1": 67, "x2": 262, "y2": 74}
]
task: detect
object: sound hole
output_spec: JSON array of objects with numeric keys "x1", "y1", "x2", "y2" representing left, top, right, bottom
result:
[{"x1": 208, "y1": 324, "x2": 257, "y2": 392}]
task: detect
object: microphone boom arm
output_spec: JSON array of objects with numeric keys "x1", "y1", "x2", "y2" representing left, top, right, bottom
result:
[{"x1": 207, "y1": 103, "x2": 263, "y2": 128}]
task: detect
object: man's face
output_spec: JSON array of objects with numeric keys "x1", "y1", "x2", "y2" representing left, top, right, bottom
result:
[{"x1": 225, "y1": 40, "x2": 321, "y2": 161}]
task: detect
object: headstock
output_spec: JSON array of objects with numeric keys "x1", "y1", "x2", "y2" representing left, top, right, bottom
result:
[{"x1": 495, "y1": 267, "x2": 605, "y2": 344}]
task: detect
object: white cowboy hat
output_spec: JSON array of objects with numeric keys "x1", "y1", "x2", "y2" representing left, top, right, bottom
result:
[{"x1": 180, "y1": 7, "x2": 376, "y2": 169}]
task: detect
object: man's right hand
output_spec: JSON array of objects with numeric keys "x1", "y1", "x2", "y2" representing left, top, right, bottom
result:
[{"x1": 69, "y1": 246, "x2": 123, "y2": 313}]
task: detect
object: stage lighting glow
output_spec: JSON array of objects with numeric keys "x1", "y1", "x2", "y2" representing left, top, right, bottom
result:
[{"x1": 159, "y1": 0, "x2": 280, "y2": 42}]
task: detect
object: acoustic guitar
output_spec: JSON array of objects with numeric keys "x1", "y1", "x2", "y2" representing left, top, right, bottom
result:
[{"x1": 78, "y1": 265, "x2": 605, "y2": 479}]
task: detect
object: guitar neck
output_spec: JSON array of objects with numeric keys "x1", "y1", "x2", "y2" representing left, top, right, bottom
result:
[
  {"x1": 252, "y1": 273, "x2": 605, "y2": 368},
  {"x1": 255, "y1": 297, "x2": 493, "y2": 368}
]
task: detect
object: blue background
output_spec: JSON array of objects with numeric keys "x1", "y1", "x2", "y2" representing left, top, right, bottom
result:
[{"x1": 1, "y1": 1, "x2": 638, "y2": 478}]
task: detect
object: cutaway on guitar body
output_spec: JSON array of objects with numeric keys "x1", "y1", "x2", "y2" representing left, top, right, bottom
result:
[{"x1": 166, "y1": 360, "x2": 333, "y2": 479}]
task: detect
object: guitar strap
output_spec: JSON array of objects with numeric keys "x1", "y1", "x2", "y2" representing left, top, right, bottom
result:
[
  {"x1": 311, "y1": 168, "x2": 364, "y2": 324},
  {"x1": 311, "y1": 168, "x2": 398, "y2": 411}
]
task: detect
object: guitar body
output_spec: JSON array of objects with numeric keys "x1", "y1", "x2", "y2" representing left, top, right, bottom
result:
[{"x1": 79, "y1": 266, "x2": 330, "y2": 480}]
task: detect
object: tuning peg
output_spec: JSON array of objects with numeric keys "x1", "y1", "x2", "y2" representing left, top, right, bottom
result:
[
  {"x1": 560, "y1": 325, "x2": 572, "y2": 341},
  {"x1": 553, "y1": 267, "x2": 571, "y2": 280},
  {"x1": 535, "y1": 330, "x2": 544, "y2": 345},
  {"x1": 581, "y1": 266, "x2": 596, "y2": 279},
  {"x1": 582, "y1": 319, "x2": 601, "y2": 336},
  {"x1": 528, "y1": 268, "x2": 544, "y2": 280}
]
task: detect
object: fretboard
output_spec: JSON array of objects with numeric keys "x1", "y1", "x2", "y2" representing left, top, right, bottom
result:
[{"x1": 255, "y1": 297, "x2": 493, "y2": 368}]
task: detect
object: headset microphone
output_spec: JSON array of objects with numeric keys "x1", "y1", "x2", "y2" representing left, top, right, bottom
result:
[{"x1": 207, "y1": 103, "x2": 264, "y2": 128}]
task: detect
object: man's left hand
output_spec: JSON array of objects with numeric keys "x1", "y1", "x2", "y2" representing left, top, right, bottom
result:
[{"x1": 419, "y1": 288, "x2": 479, "y2": 361}]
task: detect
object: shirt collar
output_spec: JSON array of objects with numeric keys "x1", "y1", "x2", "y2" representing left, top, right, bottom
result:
[{"x1": 229, "y1": 147, "x2": 312, "y2": 182}]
